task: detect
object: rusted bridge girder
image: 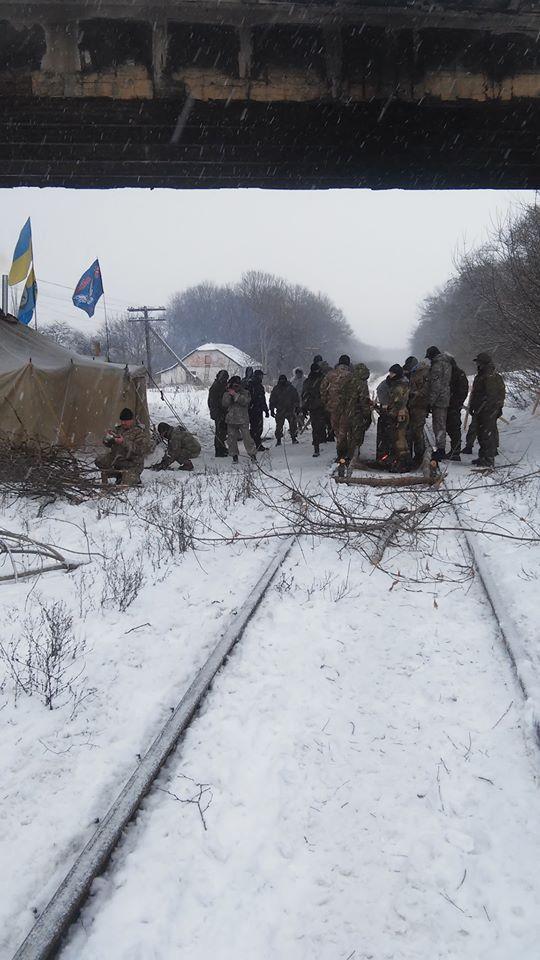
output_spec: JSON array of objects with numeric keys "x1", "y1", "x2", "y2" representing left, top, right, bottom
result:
[{"x1": 1, "y1": 1, "x2": 540, "y2": 188}]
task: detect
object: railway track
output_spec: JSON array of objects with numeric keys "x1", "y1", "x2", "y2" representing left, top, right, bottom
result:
[
  {"x1": 11, "y1": 462, "x2": 535, "y2": 959},
  {"x1": 12, "y1": 536, "x2": 296, "y2": 960}
]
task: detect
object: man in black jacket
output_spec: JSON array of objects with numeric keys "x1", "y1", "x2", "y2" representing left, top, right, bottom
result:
[
  {"x1": 446, "y1": 357, "x2": 470, "y2": 461},
  {"x1": 270, "y1": 375, "x2": 300, "y2": 446},
  {"x1": 248, "y1": 369, "x2": 270, "y2": 451},
  {"x1": 207, "y1": 369, "x2": 229, "y2": 457},
  {"x1": 302, "y1": 362, "x2": 326, "y2": 457}
]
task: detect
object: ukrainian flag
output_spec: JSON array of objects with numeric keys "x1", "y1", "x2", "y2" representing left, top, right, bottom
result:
[
  {"x1": 8, "y1": 218, "x2": 33, "y2": 286},
  {"x1": 18, "y1": 268, "x2": 37, "y2": 326}
]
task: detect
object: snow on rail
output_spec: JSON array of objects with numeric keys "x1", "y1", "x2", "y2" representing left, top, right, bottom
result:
[
  {"x1": 12, "y1": 536, "x2": 295, "y2": 960},
  {"x1": 450, "y1": 498, "x2": 540, "y2": 748}
]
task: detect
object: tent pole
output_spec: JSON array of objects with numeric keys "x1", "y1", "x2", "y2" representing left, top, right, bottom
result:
[{"x1": 1, "y1": 275, "x2": 8, "y2": 313}]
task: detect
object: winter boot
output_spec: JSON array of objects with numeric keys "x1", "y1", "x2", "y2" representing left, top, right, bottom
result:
[
  {"x1": 461, "y1": 446, "x2": 473, "y2": 455},
  {"x1": 449, "y1": 454, "x2": 461, "y2": 462},
  {"x1": 232, "y1": 454, "x2": 239, "y2": 463},
  {"x1": 275, "y1": 438, "x2": 282, "y2": 446},
  {"x1": 291, "y1": 437, "x2": 299, "y2": 445},
  {"x1": 313, "y1": 443, "x2": 320, "y2": 458},
  {"x1": 179, "y1": 460, "x2": 194, "y2": 471},
  {"x1": 257, "y1": 444, "x2": 268, "y2": 452},
  {"x1": 472, "y1": 457, "x2": 494, "y2": 467}
]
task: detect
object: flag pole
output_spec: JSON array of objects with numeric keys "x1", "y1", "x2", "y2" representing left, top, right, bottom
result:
[
  {"x1": 30, "y1": 221, "x2": 38, "y2": 330},
  {"x1": 103, "y1": 291, "x2": 111, "y2": 362},
  {"x1": 99, "y1": 258, "x2": 111, "y2": 361}
]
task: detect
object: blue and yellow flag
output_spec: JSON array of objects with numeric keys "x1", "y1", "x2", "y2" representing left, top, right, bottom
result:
[
  {"x1": 8, "y1": 218, "x2": 33, "y2": 286},
  {"x1": 18, "y1": 268, "x2": 37, "y2": 326}
]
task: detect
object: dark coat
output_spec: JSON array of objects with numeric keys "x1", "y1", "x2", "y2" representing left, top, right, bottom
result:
[
  {"x1": 449, "y1": 361, "x2": 469, "y2": 408},
  {"x1": 469, "y1": 363, "x2": 506, "y2": 417},
  {"x1": 302, "y1": 371, "x2": 325, "y2": 412},
  {"x1": 248, "y1": 379, "x2": 269, "y2": 415},
  {"x1": 269, "y1": 381, "x2": 300, "y2": 415},
  {"x1": 208, "y1": 379, "x2": 228, "y2": 420}
]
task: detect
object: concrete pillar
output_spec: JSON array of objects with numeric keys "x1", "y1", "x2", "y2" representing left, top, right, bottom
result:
[
  {"x1": 238, "y1": 26, "x2": 252, "y2": 81},
  {"x1": 323, "y1": 28, "x2": 343, "y2": 99},
  {"x1": 41, "y1": 21, "x2": 79, "y2": 75},
  {"x1": 152, "y1": 20, "x2": 169, "y2": 94}
]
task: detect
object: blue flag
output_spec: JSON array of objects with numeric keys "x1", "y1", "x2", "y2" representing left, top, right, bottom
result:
[
  {"x1": 72, "y1": 259, "x2": 104, "y2": 317},
  {"x1": 18, "y1": 268, "x2": 37, "y2": 326}
]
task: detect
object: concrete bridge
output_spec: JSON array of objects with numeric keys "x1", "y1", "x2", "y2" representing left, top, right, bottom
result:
[{"x1": 0, "y1": 1, "x2": 539, "y2": 189}]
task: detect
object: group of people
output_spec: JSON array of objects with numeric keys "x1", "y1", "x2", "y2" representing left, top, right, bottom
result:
[
  {"x1": 298, "y1": 347, "x2": 505, "y2": 471},
  {"x1": 96, "y1": 348, "x2": 505, "y2": 486},
  {"x1": 207, "y1": 366, "x2": 308, "y2": 462},
  {"x1": 375, "y1": 348, "x2": 505, "y2": 470}
]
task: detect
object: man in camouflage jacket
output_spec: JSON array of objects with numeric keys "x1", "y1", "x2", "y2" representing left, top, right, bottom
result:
[
  {"x1": 347, "y1": 362, "x2": 372, "y2": 459},
  {"x1": 151, "y1": 422, "x2": 202, "y2": 472},
  {"x1": 320, "y1": 354, "x2": 354, "y2": 459},
  {"x1": 95, "y1": 406, "x2": 149, "y2": 486},
  {"x1": 403, "y1": 356, "x2": 430, "y2": 466},
  {"x1": 222, "y1": 376, "x2": 257, "y2": 462},
  {"x1": 426, "y1": 345, "x2": 453, "y2": 455},
  {"x1": 469, "y1": 352, "x2": 506, "y2": 467},
  {"x1": 376, "y1": 365, "x2": 410, "y2": 470}
]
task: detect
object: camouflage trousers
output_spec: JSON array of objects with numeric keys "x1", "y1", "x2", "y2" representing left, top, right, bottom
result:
[
  {"x1": 330, "y1": 410, "x2": 351, "y2": 459},
  {"x1": 227, "y1": 423, "x2": 257, "y2": 457},
  {"x1": 432, "y1": 406, "x2": 448, "y2": 452},
  {"x1": 377, "y1": 412, "x2": 409, "y2": 466},
  {"x1": 349, "y1": 418, "x2": 370, "y2": 458},
  {"x1": 95, "y1": 451, "x2": 143, "y2": 486}
]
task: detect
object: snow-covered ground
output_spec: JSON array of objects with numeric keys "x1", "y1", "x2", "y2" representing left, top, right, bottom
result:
[{"x1": 2, "y1": 387, "x2": 539, "y2": 959}]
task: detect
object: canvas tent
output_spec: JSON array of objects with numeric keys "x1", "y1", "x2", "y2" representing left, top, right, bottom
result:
[{"x1": 0, "y1": 315, "x2": 149, "y2": 449}]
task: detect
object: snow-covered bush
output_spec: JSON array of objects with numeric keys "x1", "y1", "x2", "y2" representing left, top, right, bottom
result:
[
  {"x1": 0, "y1": 599, "x2": 90, "y2": 712},
  {"x1": 100, "y1": 539, "x2": 145, "y2": 612}
]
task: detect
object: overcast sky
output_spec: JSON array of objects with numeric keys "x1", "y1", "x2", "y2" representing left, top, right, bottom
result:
[{"x1": 0, "y1": 187, "x2": 534, "y2": 350}]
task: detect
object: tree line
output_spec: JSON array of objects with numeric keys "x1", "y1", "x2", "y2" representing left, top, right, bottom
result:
[
  {"x1": 410, "y1": 203, "x2": 540, "y2": 398},
  {"x1": 45, "y1": 270, "x2": 387, "y2": 379}
]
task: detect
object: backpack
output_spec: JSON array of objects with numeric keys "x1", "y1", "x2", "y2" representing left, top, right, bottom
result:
[{"x1": 450, "y1": 363, "x2": 469, "y2": 406}]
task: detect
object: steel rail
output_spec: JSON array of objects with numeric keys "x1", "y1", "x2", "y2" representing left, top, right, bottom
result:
[
  {"x1": 421, "y1": 421, "x2": 540, "y2": 743},
  {"x1": 12, "y1": 535, "x2": 296, "y2": 960},
  {"x1": 446, "y1": 494, "x2": 540, "y2": 748}
]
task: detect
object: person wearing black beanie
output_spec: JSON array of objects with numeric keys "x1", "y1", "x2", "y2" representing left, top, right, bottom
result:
[{"x1": 95, "y1": 407, "x2": 149, "y2": 486}]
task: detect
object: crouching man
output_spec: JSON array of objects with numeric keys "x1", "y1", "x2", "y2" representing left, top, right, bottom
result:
[
  {"x1": 95, "y1": 407, "x2": 149, "y2": 486},
  {"x1": 151, "y1": 422, "x2": 201, "y2": 472}
]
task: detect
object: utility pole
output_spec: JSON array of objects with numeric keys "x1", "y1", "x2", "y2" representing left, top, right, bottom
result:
[{"x1": 127, "y1": 305, "x2": 166, "y2": 381}]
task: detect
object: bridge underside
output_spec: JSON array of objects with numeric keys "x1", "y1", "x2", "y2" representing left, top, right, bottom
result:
[{"x1": 1, "y1": 1, "x2": 540, "y2": 189}]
